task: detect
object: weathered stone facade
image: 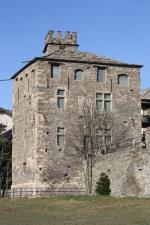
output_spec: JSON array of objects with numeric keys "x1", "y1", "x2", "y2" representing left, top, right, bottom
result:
[{"x1": 11, "y1": 31, "x2": 146, "y2": 196}]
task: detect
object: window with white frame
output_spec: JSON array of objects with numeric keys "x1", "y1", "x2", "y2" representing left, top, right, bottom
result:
[
  {"x1": 96, "y1": 93, "x2": 111, "y2": 112},
  {"x1": 96, "y1": 129, "x2": 111, "y2": 147},
  {"x1": 97, "y1": 68, "x2": 105, "y2": 82},
  {"x1": 74, "y1": 69, "x2": 83, "y2": 80},
  {"x1": 118, "y1": 74, "x2": 128, "y2": 86},
  {"x1": 57, "y1": 89, "x2": 65, "y2": 109},
  {"x1": 51, "y1": 64, "x2": 60, "y2": 79},
  {"x1": 57, "y1": 127, "x2": 64, "y2": 146}
]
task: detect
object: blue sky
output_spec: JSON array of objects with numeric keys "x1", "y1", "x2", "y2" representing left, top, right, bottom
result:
[{"x1": 0, "y1": 0, "x2": 150, "y2": 109}]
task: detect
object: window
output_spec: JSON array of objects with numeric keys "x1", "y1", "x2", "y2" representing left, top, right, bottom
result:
[
  {"x1": 74, "y1": 69, "x2": 83, "y2": 80},
  {"x1": 118, "y1": 74, "x2": 128, "y2": 86},
  {"x1": 51, "y1": 65, "x2": 59, "y2": 79},
  {"x1": 96, "y1": 129, "x2": 111, "y2": 146},
  {"x1": 57, "y1": 89, "x2": 65, "y2": 109},
  {"x1": 96, "y1": 93, "x2": 111, "y2": 111},
  {"x1": 57, "y1": 127, "x2": 64, "y2": 146},
  {"x1": 97, "y1": 68, "x2": 105, "y2": 82}
]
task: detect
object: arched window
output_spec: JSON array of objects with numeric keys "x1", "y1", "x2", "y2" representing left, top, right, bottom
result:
[
  {"x1": 74, "y1": 69, "x2": 83, "y2": 80},
  {"x1": 118, "y1": 74, "x2": 128, "y2": 86}
]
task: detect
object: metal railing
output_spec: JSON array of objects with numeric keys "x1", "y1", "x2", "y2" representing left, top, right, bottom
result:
[{"x1": 1, "y1": 187, "x2": 87, "y2": 198}]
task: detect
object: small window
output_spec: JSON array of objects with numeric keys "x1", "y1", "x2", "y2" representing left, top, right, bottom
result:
[
  {"x1": 96, "y1": 93, "x2": 103, "y2": 111},
  {"x1": 57, "y1": 127, "x2": 64, "y2": 146},
  {"x1": 97, "y1": 68, "x2": 105, "y2": 82},
  {"x1": 74, "y1": 69, "x2": 83, "y2": 80},
  {"x1": 104, "y1": 94, "x2": 111, "y2": 112},
  {"x1": 96, "y1": 93, "x2": 111, "y2": 112},
  {"x1": 51, "y1": 65, "x2": 59, "y2": 79},
  {"x1": 57, "y1": 89, "x2": 65, "y2": 109},
  {"x1": 118, "y1": 74, "x2": 128, "y2": 86},
  {"x1": 96, "y1": 129, "x2": 111, "y2": 146}
]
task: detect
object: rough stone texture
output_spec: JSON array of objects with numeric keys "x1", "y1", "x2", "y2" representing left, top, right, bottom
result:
[
  {"x1": 11, "y1": 31, "x2": 148, "y2": 196},
  {"x1": 94, "y1": 148, "x2": 150, "y2": 196}
]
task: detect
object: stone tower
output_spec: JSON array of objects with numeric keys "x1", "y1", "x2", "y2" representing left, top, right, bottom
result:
[{"x1": 11, "y1": 30, "x2": 143, "y2": 196}]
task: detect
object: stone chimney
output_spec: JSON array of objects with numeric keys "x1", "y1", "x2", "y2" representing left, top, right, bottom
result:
[{"x1": 43, "y1": 30, "x2": 79, "y2": 55}]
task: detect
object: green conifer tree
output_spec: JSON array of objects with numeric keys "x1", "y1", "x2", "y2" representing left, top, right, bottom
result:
[{"x1": 95, "y1": 173, "x2": 111, "y2": 195}]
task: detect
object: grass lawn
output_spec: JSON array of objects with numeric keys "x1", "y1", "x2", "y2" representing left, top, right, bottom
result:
[{"x1": 0, "y1": 195, "x2": 150, "y2": 225}]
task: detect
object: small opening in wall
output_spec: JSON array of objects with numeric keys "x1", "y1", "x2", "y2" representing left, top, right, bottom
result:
[
  {"x1": 23, "y1": 162, "x2": 26, "y2": 165},
  {"x1": 64, "y1": 173, "x2": 68, "y2": 177},
  {"x1": 123, "y1": 120, "x2": 127, "y2": 123},
  {"x1": 45, "y1": 149, "x2": 48, "y2": 152},
  {"x1": 130, "y1": 89, "x2": 134, "y2": 92},
  {"x1": 20, "y1": 77, "x2": 23, "y2": 81},
  {"x1": 39, "y1": 168, "x2": 42, "y2": 171},
  {"x1": 101, "y1": 149, "x2": 105, "y2": 155},
  {"x1": 66, "y1": 177, "x2": 70, "y2": 183},
  {"x1": 16, "y1": 78, "x2": 18, "y2": 81},
  {"x1": 59, "y1": 45, "x2": 66, "y2": 50},
  {"x1": 79, "y1": 115, "x2": 83, "y2": 119},
  {"x1": 67, "y1": 165, "x2": 70, "y2": 168},
  {"x1": 46, "y1": 131, "x2": 49, "y2": 135},
  {"x1": 59, "y1": 148, "x2": 62, "y2": 152}
]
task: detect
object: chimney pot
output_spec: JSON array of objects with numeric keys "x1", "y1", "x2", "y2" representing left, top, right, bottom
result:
[
  {"x1": 72, "y1": 32, "x2": 77, "y2": 44},
  {"x1": 57, "y1": 31, "x2": 62, "y2": 42},
  {"x1": 65, "y1": 31, "x2": 71, "y2": 41},
  {"x1": 43, "y1": 30, "x2": 78, "y2": 54},
  {"x1": 45, "y1": 30, "x2": 54, "y2": 44}
]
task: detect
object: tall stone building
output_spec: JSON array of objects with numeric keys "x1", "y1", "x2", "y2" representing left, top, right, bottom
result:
[{"x1": 11, "y1": 31, "x2": 143, "y2": 196}]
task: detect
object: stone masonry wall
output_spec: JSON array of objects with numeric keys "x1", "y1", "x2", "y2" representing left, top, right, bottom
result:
[
  {"x1": 12, "y1": 62, "x2": 39, "y2": 188},
  {"x1": 33, "y1": 58, "x2": 142, "y2": 193},
  {"x1": 12, "y1": 51, "x2": 144, "y2": 195},
  {"x1": 93, "y1": 147, "x2": 150, "y2": 196}
]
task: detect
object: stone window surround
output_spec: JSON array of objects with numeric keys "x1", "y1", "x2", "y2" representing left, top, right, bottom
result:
[
  {"x1": 118, "y1": 74, "x2": 129, "y2": 86},
  {"x1": 74, "y1": 69, "x2": 84, "y2": 80},
  {"x1": 50, "y1": 63, "x2": 60, "y2": 79},
  {"x1": 97, "y1": 67, "x2": 106, "y2": 82},
  {"x1": 57, "y1": 88, "x2": 65, "y2": 109},
  {"x1": 57, "y1": 127, "x2": 65, "y2": 147},
  {"x1": 96, "y1": 93, "x2": 111, "y2": 112},
  {"x1": 96, "y1": 128, "x2": 111, "y2": 146}
]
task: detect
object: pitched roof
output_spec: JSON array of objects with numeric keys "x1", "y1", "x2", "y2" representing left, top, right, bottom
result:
[
  {"x1": 45, "y1": 50, "x2": 143, "y2": 67},
  {"x1": 141, "y1": 88, "x2": 150, "y2": 100},
  {"x1": 0, "y1": 107, "x2": 12, "y2": 117},
  {"x1": 11, "y1": 49, "x2": 143, "y2": 79}
]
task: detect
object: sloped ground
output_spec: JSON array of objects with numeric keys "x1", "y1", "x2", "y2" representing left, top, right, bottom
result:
[{"x1": 0, "y1": 196, "x2": 150, "y2": 225}]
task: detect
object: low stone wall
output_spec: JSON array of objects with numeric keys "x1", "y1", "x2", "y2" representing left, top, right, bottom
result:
[{"x1": 93, "y1": 148, "x2": 150, "y2": 196}]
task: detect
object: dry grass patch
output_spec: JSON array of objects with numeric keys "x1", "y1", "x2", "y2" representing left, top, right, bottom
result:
[{"x1": 0, "y1": 196, "x2": 150, "y2": 225}]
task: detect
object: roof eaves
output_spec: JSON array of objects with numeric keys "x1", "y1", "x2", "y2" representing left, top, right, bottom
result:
[
  {"x1": 11, "y1": 55, "x2": 143, "y2": 80},
  {"x1": 11, "y1": 57, "x2": 40, "y2": 79},
  {"x1": 40, "y1": 57, "x2": 143, "y2": 68},
  {"x1": 0, "y1": 107, "x2": 12, "y2": 116}
]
